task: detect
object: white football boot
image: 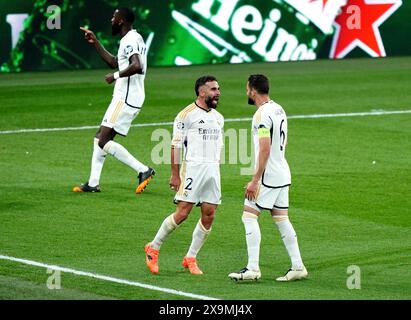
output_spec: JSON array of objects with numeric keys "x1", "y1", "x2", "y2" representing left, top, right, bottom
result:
[
  {"x1": 276, "y1": 266, "x2": 308, "y2": 282},
  {"x1": 228, "y1": 267, "x2": 261, "y2": 281}
]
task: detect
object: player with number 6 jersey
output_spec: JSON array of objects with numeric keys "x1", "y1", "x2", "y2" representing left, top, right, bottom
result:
[
  {"x1": 251, "y1": 100, "x2": 291, "y2": 190},
  {"x1": 229, "y1": 74, "x2": 307, "y2": 282}
]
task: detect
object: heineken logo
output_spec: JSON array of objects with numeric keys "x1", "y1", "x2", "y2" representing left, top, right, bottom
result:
[
  {"x1": 172, "y1": 0, "x2": 324, "y2": 65},
  {"x1": 0, "y1": 0, "x2": 407, "y2": 73},
  {"x1": 170, "y1": 0, "x2": 402, "y2": 65}
]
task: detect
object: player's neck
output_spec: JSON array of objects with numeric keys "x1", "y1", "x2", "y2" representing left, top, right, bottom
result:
[
  {"x1": 255, "y1": 96, "x2": 270, "y2": 108},
  {"x1": 120, "y1": 25, "x2": 132, "y2": 37},
  {"x1": 195, "y1": 100, "x2": 211, "y2": 112}
]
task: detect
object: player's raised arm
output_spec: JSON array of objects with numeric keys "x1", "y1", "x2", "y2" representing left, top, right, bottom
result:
[{"x1": 80, "y1": 27, "x2": 118, "y2": 69}]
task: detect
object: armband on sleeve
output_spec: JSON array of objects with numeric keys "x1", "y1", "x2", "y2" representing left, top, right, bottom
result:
[{"x1": 258, "y1": 127, "x2": 270, "y2": 138}]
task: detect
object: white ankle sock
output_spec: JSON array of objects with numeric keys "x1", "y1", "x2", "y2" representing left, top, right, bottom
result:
[
  {"x1": 273, "y1": 215, "x2": 304, "y2": 270},
  {"x1": 186, "y1": 220, "x2": 211, "y2": 258},
  {"x1": 89, "y1": 138, "x2": 107, "y2": 187},
  {"x1": 151, "y1": 214, "x2": 178, "y2": 250},
  {"x1": 242, "y1": 212, "x2": 261, "y2": 271},
  {"x1": 103, "y1": 140, "x2": 148, "y2": 173}
]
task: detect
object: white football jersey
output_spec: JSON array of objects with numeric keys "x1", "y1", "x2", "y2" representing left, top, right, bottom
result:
[
  {"x1": 171, "y1": 103, "x2": 224, "y2": 164},
  {"x1": 252, "y1": 100, "x2": 291, "y2": 188},
  {"x1": 113, "y1": 29, "x2": 147, "y2": 108}
]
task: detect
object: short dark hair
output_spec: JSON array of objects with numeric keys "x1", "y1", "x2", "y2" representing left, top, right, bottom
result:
[
  {"x1": 195, "y1": 75, "x2": 217, "y2": 96},
  {"x1": 117, "y1": 7, "x2": 135, "y2": 24},
  {"x1": 248, "y1": 74, "x2": 269, "y2": 94}
]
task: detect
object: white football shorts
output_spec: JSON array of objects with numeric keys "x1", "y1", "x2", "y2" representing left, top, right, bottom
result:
[
  {"x1": 244, "y1": 185, "x2": 289, "y2": 212},
  {"x1": 174, "y1": 162, "x2": 221, "y2": 205},
  {"x1": 101, "y1": 98, "x2": 141, "y2": 136}
]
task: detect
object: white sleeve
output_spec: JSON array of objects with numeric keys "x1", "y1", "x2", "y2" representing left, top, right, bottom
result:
[
  {"x1": 135, "y1": 36, "x2": 147, "y2": 56},
  {"x1": 123, "y1": 35, "x2": 140, "y2": 60},
  {"x1": 218, "y1": 114, "x2": 224, "y2": 151},
  {"x1": 171, "y1": 112, "x2": 189, "y2": 148},
  {"x1": 256, "y1": 107, "x2": 272, "y2": 130}
]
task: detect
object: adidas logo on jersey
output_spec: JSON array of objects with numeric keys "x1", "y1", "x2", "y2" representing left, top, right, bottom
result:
[{"x1": 199, "y1": 120, "x2": 205, "y2": 124}]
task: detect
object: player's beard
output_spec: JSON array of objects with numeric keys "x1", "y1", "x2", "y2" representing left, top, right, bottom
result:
[
  {"x1": 248, "y1": 97, "x2": 256, "y2": 105},
  {"x1": 112, "y1": 23, "x2": 122, "y2": 35},
  {"x1": 206, "y1": 96, "x2": 218, "y2": 109}
]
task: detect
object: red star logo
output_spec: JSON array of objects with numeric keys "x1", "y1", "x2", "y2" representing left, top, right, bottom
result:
[
  {"x1": 330, "y1": 0, "x2": 402, "y2": 58},
  {"x1": 309, "y1": 0, "x2": 330, "y2": 11}
]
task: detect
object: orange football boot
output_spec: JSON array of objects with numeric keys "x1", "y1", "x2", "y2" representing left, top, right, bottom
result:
[
  {"x1": 144, "y1": 243, "x2": 159, "y2": 274},
  {"x1": 182, "y1": 256, "x2": 203, "y2": 275},
  {"x1": 136, "y1": 168, "x2": 155, "y2": 194}
]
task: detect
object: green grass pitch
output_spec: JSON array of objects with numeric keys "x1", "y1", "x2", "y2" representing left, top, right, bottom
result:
[{"x1": 0, "y1": 57, "x2": 410, "y2": 300}]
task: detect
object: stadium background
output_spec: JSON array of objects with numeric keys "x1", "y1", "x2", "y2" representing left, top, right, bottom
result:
[
  {"x1": 1, "y1": 0, "x2": 411, "y2": 72},
  {"x1": 0, "y1": 0, "x2": 410, "y2": 303}
]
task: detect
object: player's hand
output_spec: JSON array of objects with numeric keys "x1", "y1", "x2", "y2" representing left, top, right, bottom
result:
[
  {"x1": 105, "y1": 73, "x2": 115, "y2": 84},
  {"x1": 169, "y1": 175, "x2": 181, "y2": 192},
  {"x1": 80, "y1": 27, "x2": 97, "y2": 44},
  {"x1": 245, "y1": 180, "x2": 259, "y2": 201}
]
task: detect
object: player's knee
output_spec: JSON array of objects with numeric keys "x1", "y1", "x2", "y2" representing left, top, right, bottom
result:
[
  {"x1": 243, "y1": 204, "x2": 260, "y2": 215},
  {"x1": 202, "y1": 210, "x2": 215, "y2": 224},
  {"x1": 174, "y1": 211, "x2": 189, "y2": 224},
  {"x1": 174, "y1": 205, "x2": 192, "y2": 223},
  {"x1": 178, "y1": 201, "x2": 193, "y2": 213},
  {"x1": 201, "y1": 205, "x2": 215, "y2": 216},
  {"x1": 207, "y1": 211, "x2": 215, "y2": 220}
]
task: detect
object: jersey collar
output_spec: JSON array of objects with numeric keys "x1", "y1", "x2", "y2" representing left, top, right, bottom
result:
[
  {"x1": 195, "y1": 102, "x2": 212, "y2": 113},
  {"x1": 259, "y1": 100, "x2": 272, "y2": 107}
]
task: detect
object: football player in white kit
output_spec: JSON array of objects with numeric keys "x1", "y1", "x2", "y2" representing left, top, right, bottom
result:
[
  {"x1": 229, "y1": 74, "x2": 307, "y2": 282},
  {"x1": 145, "y1": 76, "x2": 224, "y2": 275},
  {"x1": 73, "y1": 7, "x2": 155, "y2": 194}
]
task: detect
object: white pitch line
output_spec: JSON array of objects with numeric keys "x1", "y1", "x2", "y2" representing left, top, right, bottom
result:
[
  {"x1": 0, "y1": 254, "x2": 219, "y2": 300},
  {"x1": 288, "y1": 109, "x2": 411, "y2": 119},
  {"x1": 1, "y1": 109, "x2": 410, "y2": 135}
]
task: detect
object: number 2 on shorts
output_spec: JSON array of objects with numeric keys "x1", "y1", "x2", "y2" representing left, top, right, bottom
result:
[{"x1": 185, "y1": 178, "x2": 193, "y2": 190}]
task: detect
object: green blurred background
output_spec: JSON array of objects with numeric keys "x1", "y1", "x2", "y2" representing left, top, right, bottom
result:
[{"x1": 1, "y1": 0, "x2": 410, "y2": 72}]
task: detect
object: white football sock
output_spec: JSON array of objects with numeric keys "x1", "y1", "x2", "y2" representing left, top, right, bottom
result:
[
  {"x1": 273, "y1": 215, "x2": 304, "y2": 270},
  {"x1": 103, "y1": 140, "x2": 148, "y2": 173},
  {"x1": 242, "y1": 212, "x2": 261, "y2": 271},
  {"x1": 151, "y1": 214, "x2": 178, "y2": 250},
  {"x1": 186, "y1": 220, "x2": 211, "y2": 258},
  {"x1": 88, "y1": 138, "x2": 107, "y2": 187}
]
